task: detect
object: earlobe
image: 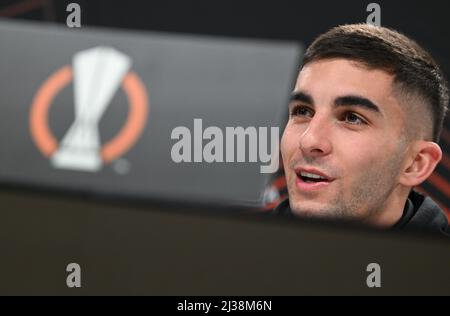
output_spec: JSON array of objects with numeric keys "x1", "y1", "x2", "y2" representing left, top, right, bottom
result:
[{"x1": 399, "y1": 141, "x2": 442, "y2": 187}]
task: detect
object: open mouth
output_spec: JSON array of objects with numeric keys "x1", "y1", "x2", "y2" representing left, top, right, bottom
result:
[
  {"x1": 294, "y1": 168, "x2": 334, "y2": 191},
  {"x1": 298, "y1": 171, "x2": 330, "y2": 183}
]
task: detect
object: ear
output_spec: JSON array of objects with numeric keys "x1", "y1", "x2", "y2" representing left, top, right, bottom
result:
[{"x1": 399, "y1": 141, "x2": 442, "y2": 187}]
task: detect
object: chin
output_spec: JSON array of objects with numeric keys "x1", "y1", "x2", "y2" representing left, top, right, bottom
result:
[{"x1": 289, "y1": 200, "x2": 334, "y2": 219}]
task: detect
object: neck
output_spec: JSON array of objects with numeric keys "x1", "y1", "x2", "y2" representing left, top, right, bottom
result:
[{"x1": 363, "y1": 187, "x2": 410, "y2": 228}]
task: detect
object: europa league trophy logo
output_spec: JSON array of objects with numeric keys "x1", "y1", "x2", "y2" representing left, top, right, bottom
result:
[{"x1": 51, "y1": 47, "x2": 132, "y2": 171}]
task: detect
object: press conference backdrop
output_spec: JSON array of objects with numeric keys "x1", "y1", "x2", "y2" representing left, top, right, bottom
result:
[
  {"x1": 0, "y1": 19, "x2": 300, "y2": 208},
  {"x1": 1, "y1": 0, "x2": 449, "y2": 216}
]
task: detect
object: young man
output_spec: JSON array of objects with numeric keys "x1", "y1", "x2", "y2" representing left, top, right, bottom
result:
[{"x1": 276, "y1": 24, "x2": 450, "y2": 235}]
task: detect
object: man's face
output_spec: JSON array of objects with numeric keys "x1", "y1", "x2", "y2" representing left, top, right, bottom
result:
[{"x1": 281, "y1": 58, "x2": 409, "y2": 221}]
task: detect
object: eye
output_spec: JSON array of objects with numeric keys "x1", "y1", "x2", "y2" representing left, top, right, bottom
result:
[
  {"x1": 343, "y1": 112, "x2": 366, "y2": 125},
  {"x1": 290, "y1": 105, "x2": 314, "y2": 118}
]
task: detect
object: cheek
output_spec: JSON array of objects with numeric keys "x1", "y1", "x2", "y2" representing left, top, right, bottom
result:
[
  {"x1": 339, "y1": 138, "x2": 397, "y2": 176},
  {"x1": 281, "y1": 124, "x2": 298, "y2": 160}
]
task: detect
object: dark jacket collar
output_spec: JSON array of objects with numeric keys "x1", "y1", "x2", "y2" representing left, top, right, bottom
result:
[{"x1": 273, "y1": 190, "x2": 450, "y2": 236}]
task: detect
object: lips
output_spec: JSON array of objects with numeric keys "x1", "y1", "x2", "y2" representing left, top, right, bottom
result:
[{"x1": 294, "y1": 167, "x2": 334, "y2": 192}]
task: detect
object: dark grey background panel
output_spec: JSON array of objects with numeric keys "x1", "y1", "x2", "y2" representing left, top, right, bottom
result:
[{"x1": 0, "y1": 20, "x2": 301, "y2": 207}]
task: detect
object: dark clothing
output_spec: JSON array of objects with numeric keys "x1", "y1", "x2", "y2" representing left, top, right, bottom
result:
[{"x1": 274, "y1": 190, "x2": 450, "y2": 236}]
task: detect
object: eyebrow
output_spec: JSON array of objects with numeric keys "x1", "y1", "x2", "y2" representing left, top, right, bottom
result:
[
  {"x1": 290, "y1": 91, "x2": 313, "y2": 105},
  {"x1": 290, "y1": 91, "x2": 382, "y2": 115},
  {"x1": 335, "y1": 96, "x2": 381, "y2": 114}
]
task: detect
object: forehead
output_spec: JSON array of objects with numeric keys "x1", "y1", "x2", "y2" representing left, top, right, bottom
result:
[{"x1": 295, "y1": 58, "x2": 401, "y2": 114}]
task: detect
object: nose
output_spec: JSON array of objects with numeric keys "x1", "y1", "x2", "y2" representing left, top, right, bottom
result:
[{"x1": 298, "y1": 114, "x2": 332, "y2": 158}]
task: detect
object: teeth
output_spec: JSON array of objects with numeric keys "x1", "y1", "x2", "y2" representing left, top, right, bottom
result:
[{"x1": 300, "y1": 171, "x2": 326, "y2": 179}]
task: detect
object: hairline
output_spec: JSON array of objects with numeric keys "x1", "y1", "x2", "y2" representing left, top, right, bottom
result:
[{"x1": 301, "y1": 56, "x2": 435, "y2": 142}]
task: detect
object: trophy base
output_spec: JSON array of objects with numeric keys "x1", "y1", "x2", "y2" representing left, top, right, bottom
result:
[{"x1": 51, "y1": 147, "x2": 102, "y2": 172}]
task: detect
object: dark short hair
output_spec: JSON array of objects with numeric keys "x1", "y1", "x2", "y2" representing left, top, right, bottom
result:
[{"x1": 302, "y1": 24, "x2": 449, "y2": 142}]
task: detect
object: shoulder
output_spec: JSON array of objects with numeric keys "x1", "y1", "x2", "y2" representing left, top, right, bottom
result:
[
  {"x1": 272, "y1": 198, "x2": 294, "y2": 217},
  {"x1": 404, "y1": 190, "x2": 450, "y2": 236}
]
